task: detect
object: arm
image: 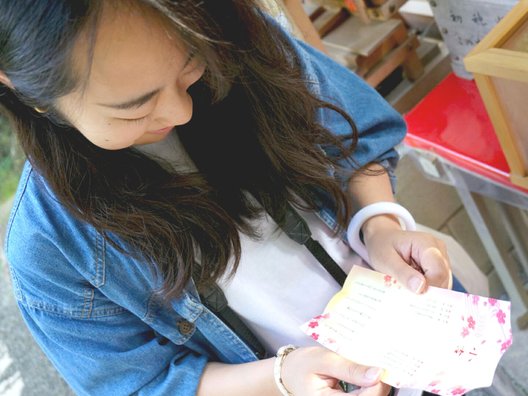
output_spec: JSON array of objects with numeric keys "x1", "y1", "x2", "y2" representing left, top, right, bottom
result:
[
  {"x1": 285, "y1": 34, "x2": 451, "y2": 292},
  {"x1": 18, "y1": 294, "x2": 385, "y2": 396},
  {"x1": 15, "y1": 302, "x2": 209, "y2": 396},
  {"x1": 14, "y1": 264, "x2": 386, "y2": 396},
  {"x1": 197, "y1": 347, "x2": 388, "y2": 396}
]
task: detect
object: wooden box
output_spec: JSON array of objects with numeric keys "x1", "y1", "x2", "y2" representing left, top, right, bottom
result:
[{"x1": 464, "y1": 0, "x2": 528, "y2": 189}]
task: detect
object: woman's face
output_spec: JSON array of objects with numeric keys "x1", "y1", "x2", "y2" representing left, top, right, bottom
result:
[{"x1": 56, "y1": 5, "x2": 205, "y2": 150}]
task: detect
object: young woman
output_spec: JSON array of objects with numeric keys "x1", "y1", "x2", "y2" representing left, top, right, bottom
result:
[{"x1": 1, "y1": 1, "x2": 453, "y2": 395}]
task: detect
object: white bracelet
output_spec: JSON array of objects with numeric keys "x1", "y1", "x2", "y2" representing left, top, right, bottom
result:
[
  {"x1": 273, "y1": 344, "x2": 297, "y2": 396},
  {"x1": 346, "y1": 202, "x2": 416, "y2": 263}
]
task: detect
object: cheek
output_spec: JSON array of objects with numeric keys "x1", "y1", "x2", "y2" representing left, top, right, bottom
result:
[
  {"x1": 76, "y1": 118, "x2": 145, "y2": 150},
  {"x1": 56, "y1": 100, "x2": 144, "y2": 150}
]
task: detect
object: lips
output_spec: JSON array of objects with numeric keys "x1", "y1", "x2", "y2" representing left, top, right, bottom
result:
[{"x1": 148, "y1": 126, "x2": 174, "y2": 135}]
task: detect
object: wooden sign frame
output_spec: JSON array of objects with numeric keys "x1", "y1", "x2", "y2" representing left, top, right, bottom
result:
[{"x1": 464, "y1": 0, "x2": 528, "y2": 189}]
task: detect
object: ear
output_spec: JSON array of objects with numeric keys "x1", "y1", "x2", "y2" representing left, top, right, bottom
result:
[{"x1": 0, "y1": 71, "x2": 14, "y2": 89}]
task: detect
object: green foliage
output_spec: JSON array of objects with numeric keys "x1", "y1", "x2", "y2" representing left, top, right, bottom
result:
[{"x1": 0, "y1": 116, "x2": 25, "y2": 203}]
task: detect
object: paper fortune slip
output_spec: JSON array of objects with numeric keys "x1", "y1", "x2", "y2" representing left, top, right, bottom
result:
[{"x1": 301, "y1": 266, "x2": 512, "y2": 396}]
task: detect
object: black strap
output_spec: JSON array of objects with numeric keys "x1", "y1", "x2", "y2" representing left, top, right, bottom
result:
[
  {"x1": 197, "y1": 280, "x2": 268, "y2": 359},
  {"x1": 282, "y1": 204, "x2": 347, "y2": 287}
]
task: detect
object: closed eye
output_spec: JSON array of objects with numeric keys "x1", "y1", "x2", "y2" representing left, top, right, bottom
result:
[{"x1": 118, "y1": 115, "x2": 149, "y2": 125}]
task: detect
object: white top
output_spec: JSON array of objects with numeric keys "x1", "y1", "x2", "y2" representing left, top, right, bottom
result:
[{"x1": 135, "y1": 131, "x2": 365, "y2": 354}]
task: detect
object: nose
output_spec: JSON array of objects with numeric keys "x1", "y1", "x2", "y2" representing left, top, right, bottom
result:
[{"x1": 151, "y1": 86, "x2": 193, "y2": 127}]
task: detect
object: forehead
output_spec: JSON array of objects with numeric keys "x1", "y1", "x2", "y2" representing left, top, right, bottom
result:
[{"x1": 75, "y1": 3, "x2": 185, "y2": 101}]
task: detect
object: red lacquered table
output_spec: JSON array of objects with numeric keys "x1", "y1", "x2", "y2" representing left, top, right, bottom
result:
[{"x1": 403, "y1": 73, "x2": 528, "y2": 328}]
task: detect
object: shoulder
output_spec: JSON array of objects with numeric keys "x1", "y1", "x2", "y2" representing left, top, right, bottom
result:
[{"x1": 5, "y1": 161, "x2": 95, "y2": 265}]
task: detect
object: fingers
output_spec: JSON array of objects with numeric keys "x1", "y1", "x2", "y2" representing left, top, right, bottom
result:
[
  {"x1": 372, "y1": 231, "x2": 452, "y2": 292},
  {"x1": 317, "y1": 350, "x2": 383, "y2": 388},
  {"x1": 281, "y1": 347, "x2": 383, "y2": 395},
  {"x1": 374, "y1": 248, "x2": 426, "y2": 293},
  {"x1": 419, "y1": 246, "x2": 452, "y2": 289}
]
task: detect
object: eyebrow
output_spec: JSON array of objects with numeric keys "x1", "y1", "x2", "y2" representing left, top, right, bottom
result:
[{"x1": 97, "y1": 88, "x2": 161, "y2": 110}]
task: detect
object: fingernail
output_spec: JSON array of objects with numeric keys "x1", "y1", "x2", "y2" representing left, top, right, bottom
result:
[
  {"x1": 364, "y1": 367, "x2": 382, "y2": 380},
  {"x1": 408, "y1": 276, "x2": 424, "y2": 293}
]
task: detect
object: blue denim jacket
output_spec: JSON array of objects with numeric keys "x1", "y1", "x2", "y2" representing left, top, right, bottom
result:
[{"x1": 4, "y1": 31, "x2": 406, "y2": 395}]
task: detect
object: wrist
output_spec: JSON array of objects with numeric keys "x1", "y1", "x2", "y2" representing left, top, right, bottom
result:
[
  {"x1": 361, "y1": 214, "x2": 401, "y2": 241},
  {"x1": 346, "y1": 202, "x2": 416, "y2": 262},
  {"x1": 274, "y1": 345, "x2": 297, "y2": 396}
]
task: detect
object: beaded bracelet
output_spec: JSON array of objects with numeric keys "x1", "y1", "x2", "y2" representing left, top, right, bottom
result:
[{"x1": 273, "y1": 344, "x2": 297, "y2": 396}]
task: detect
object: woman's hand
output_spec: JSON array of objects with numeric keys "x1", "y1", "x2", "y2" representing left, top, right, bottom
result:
[
  {"x1": 362, "y1": 214, "x2": 452, "y2": 292},
  {"x1": 280, "y1": 346, "x2": 390, "y2": 396}
]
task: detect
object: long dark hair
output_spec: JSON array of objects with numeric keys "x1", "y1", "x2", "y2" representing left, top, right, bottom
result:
[{"x1": 0, "y1": 0, "x2": 358, "y2": 299}]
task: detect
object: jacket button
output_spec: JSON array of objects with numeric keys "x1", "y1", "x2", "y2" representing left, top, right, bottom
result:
[{"x1": 177, "y1": 320, "x2": 195, "y2": 335}]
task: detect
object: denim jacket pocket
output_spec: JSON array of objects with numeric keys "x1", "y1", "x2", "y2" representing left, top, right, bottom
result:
[
  {"x1": 10, "y1": 264, "x2": 127, "y2": 320},
  {"x1": 7, "y1": 228, "x2": 126, "y2": 319}
]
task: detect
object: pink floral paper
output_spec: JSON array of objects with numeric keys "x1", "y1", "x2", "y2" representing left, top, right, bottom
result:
[{"x1": 300, "y1": 266, "x2": 512, "y2": 396}]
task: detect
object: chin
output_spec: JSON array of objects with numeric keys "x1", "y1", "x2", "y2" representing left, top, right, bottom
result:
[
  {"x1": 91, "y1": 139, "x2": 138, "y2": 151},
  {"x1": 134, "y1": 133, "x2": 170, "y2": 146}
]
